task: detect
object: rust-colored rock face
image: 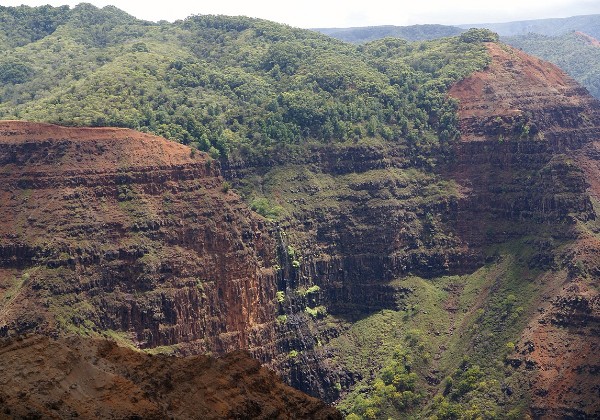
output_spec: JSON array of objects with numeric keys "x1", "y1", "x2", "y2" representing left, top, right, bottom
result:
[
  {"x1": 0, "y1": 334, "x2": 341, "y2": 419},
  {"x1": 449, "y1": 44, "x2": 600, "y2": 418},
  {"x1": 446, "y1": 44, "x2": 600, "y2": 247},
  {"x1": 449, "y1": 43, "x2": 600, "y2": 145},
  {"x1": 511, "y1": 271, "x2": 600, "y2": 419},
  {"x1": 0, "y1": 121, "x2": 278, "y2": 357}
]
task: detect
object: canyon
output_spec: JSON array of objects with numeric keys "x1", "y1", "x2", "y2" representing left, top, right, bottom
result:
[
  {"x1": 0, "y1": 9, "x2": 598, "y2": 417},
  {"x1": 0, "y1": 121, "x2": 280, "y2": 357}
]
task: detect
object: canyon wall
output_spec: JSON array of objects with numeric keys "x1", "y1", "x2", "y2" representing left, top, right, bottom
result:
[
  {"x1": 0, "y1": 121, "x2": 279, "y2": 360},
  {"x1": 448, "y1": 43, "x2": 600, "y2": 417}
]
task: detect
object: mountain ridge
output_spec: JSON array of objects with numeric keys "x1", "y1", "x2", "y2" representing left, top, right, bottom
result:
[
  {"x1": 315, "y1": 14, "x2": 600, "y2": 44},
  {"x1": 314, "y1": 14, "x2": 600, "y2": 102},
  {"x1": 459, "y1": 13, "x2": 600, "y2": 38}
]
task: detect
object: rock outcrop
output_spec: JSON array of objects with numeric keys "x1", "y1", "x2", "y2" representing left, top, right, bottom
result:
[
  {"x1": 449, "y1": 42, "x2": 600, "y2": 146},
  {"x1": 0, "y1": 334, "x2": 341, "y2": 419},
  {"x1": 446, "y1": 42, "x2": 600, "y2": 246},
  {"x1": 449, "y1": 42, "x2": 600, "y2": 418}
]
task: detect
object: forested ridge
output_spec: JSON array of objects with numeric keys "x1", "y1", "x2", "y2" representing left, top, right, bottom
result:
[
  {"x1": 0, "y1": 3, "x2": 491, "y2": 165},
  {"x1": 315, "y1": 14, "x2": 600, "y2": 101}
]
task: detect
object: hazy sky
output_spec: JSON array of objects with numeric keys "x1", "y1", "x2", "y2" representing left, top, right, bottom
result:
[{"x1": 4, "y1": 0, "x2": 600, "y2": 28}]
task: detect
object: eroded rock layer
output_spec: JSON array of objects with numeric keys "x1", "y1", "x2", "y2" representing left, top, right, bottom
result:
[
  {"x1": 0, "y1": 121, "x2": 278, "y2": 358},
  {"x1": 449, "y1": 43, "x2": 600, "y2": 418},
  {"x1": 449, "y1": 43, "x2": 600, "y2": 145}
]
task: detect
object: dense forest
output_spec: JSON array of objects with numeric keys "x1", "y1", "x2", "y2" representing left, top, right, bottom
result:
[{"x1": 0, "y1": 4, "x2": 493, "y2": 166}]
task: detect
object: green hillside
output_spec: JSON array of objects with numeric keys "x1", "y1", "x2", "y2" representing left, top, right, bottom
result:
[
  {"x1": 313, "y1": 15, "x2": 600, "y2": 101},
  {"x1": 0, "y1": 4, "x2": 489, "y2": 165}
]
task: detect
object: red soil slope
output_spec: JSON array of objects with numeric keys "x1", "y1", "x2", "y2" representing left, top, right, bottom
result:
[
  {"x1": 0, "y1": 334, "x2": 341, "y2": 419},
  {"x1": 449, "y1": 42, "x2": 600, "y2": 143}
]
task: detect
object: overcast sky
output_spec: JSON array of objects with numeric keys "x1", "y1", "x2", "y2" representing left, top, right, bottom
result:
[{"x1": 4, "y1": 0, "x2": 600, "y2": 28}]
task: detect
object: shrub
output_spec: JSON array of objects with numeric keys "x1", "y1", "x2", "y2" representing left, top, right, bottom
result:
[
  {"x1": 250, "y1": 197, "x2": 283, "y2": 219},
  {"x1": 305, "y1": 305, "x2": 327, "y2": 318},
  {"x1": 221, "y1": 181, "x2": 231, "y2": 193}
]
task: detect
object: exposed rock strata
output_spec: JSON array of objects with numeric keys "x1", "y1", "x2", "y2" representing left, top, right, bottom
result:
[
  {"x1": 449, "y1": 43, "x2": 600, "y2": 418},
  {"x1": 1, "y1": 41, "x2": 600, "y2": 416},
  {"x1": 0, "y1": 121, "x2": 278, "y2": 360},
  {"x1": 449, "y1": 43, "x2": 600, "y2": 145},
  {"x1": 446, "y1": 43, "x2": 600, "y2": 245}
]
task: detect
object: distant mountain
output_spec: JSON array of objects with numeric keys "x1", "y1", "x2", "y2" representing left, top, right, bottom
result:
[
  {"x1": 316, "y1": 14, "x2": 600, "y2": 44},
  {"x1": 461, "y1": 14, "x2": 600, "y2": 39},
  {"x1": 314, "y1": 24, "x2": 464, "y2": 43}
]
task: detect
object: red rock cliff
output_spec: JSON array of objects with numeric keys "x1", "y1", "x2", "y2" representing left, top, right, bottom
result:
[
  {"x1": 0, "y1": 121, "x2": 278, "y2": 359},
  {"x1": 449, "y1": 43, "x2": 600, "y2": 418}
]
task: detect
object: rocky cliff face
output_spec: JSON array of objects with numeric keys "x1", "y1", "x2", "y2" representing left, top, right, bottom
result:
[
  {"x1": 219, "y1": 44, "x2": 600, "y2": 407},
  {"x1": 448, "y1": 43, "x2": 600, "y2": 146},
  {"x1": 223, "y1": 141, "x2": 485, "y2": 401},
  {"x1": 507, "y1": 138, "x2": 600, "y2": 418},
  {"x1": 0, "y1": 121, "x2": 278, "y2": 359},
  {"x1": 448, "y1": 43, "x2": 600, "y2": 418},
  {"x1": 446, "y1": 43, "x2": 600, "y2": 248},
  {"x1": 0, "y1": 334, "x2": 341, "y2": 419}
]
